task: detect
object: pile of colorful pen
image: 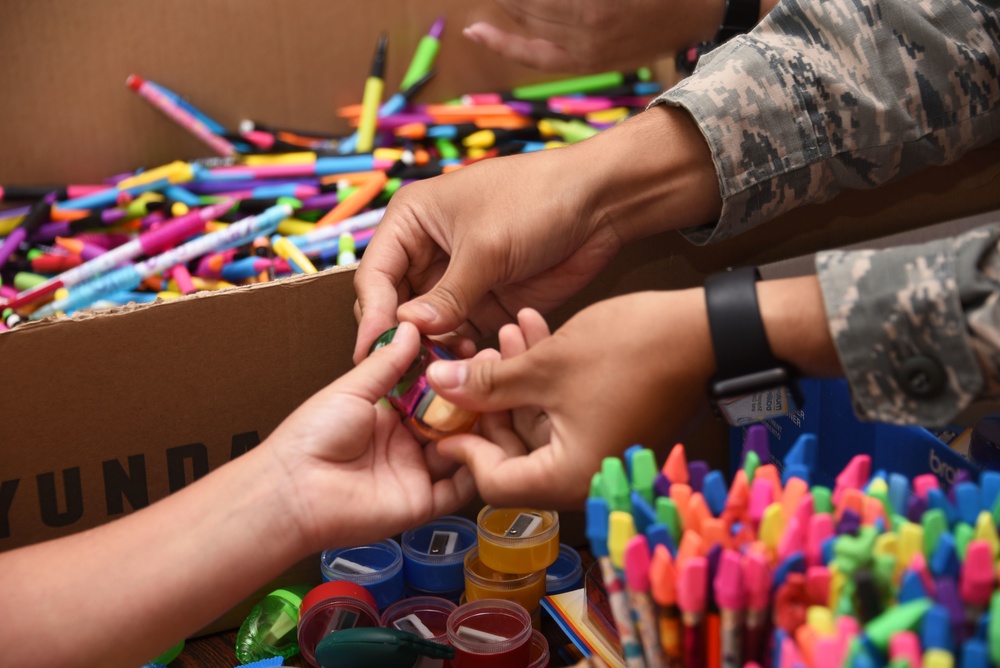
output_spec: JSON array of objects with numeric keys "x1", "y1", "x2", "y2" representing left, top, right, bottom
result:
[
  {"x1": 0, "y1": 15, "x2": 661, "y2": 329},
  {"x1": 585, "y1": 424, "x2": 1000, "y2": 668}
]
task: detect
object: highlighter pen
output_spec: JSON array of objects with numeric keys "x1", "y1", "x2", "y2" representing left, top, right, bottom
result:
[
  {"x1": 624, "y1": 536, "x2": 666, "y2": 668},
  {"x1": 715, "y1": 550, "x2": 745, "y2": 668},
  {"x1": 677, "y1": 557, "x2": 707, "y2": 668},
  {"x1": 127, "y1": 75, "x2": 237, "y2": 156},
  {"x1": 30, "y1": 204, "x2": 290, "y2": 320},
  {"x1": 7, "y1": 199, "x2": 234, "y2": 311},
  {"x1": 355, "y1": 32, "x2": 388, "y2": 154}
]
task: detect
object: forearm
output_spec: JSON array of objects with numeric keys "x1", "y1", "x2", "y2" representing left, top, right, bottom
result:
[
  {"x1": 0, "y1": 443, "x2": 307, "y2": 667},
  {"x1": 655, "y1": 0, "x2": 1000, "y2": 244}
]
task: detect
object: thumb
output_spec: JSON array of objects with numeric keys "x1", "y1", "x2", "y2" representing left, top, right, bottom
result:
[
  {"x1": 396, "y1": 249, "x2": 496, "y2": 335},
  {"x1": 426, "y1": 349, "x2": 544, "y2": 412},
  {"x1": 328, "y1": 322, "x2": 422, "y2": 404}
]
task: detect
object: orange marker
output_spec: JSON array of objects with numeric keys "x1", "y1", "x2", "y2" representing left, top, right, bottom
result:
[
  {"x1": 316, "y1": 172, "x2": 388, "y2": 228},
  {"x1": 670, "y1": 483, "x2": 693, "y2": 531},
  {"x1": 663, "y1": 444, "x2": 690, "y2": 485},
  {"x1": 686, "y1": 493, "x2": 712, "y2": 537},
  {"x1": 782, "y1": 478, "x2": 809, "y2": 522}
]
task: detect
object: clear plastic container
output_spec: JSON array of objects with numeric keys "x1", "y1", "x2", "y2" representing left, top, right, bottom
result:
[
  {"x1": 235, "y1": 584, "x2": 311, "y2": 664},
  {"x1": 476, "y1": 506, "x2": 559, "y2": 574},
  {"x1": 545, "y1": 543, "x2": 584, "y2": 595},
  {"x1": 447, "y1": 599, "x2": 533, "y2": 668},
  {"x1": 464, "y1": 548, "x2": 545, "y2": 628},
  {"x1": 402, "y1": 515, "x2": 478, "y2": 596},
  {"x1": 381, "y1": 595, "x2": 457, "y2": 642},
  {"x1": 370, "y1": 328, "x2": 479, "y2": 439},
  {"x1": 297, "y1": 581, "x2": 381, "y2": 668},
  {"x1": 320, "y1": 539, "x2": 404, "y2": 610},
  {"x1": 528, "y1": 629, "x2": 551, "y2": 668}
]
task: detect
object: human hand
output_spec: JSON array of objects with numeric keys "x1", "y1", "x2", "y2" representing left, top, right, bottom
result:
[
  {"x1": 462, "y1": 0, "x2": 726, "y2": 73},
  {"x1": 353, "y1": 108, "x2": 723, "y2": 364},
  {"x1": 429, "y1": 293, "x2": 717, "y2": 508},
  {"x1": 266, "y1": 322, "x2": 476, "y2": 552}
]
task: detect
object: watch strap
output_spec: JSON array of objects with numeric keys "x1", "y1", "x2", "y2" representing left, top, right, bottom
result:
[
  {"x1": 714, "y1": 0, "x2": 761, "y2": 43},
  {"x1": 704, "y1": 266, "x2": 779, "y2": 381}
]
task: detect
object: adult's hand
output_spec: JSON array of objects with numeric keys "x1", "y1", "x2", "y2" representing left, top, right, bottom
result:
[{"x1": 353, "y1": 106, "x2": 723, "y2": 362}]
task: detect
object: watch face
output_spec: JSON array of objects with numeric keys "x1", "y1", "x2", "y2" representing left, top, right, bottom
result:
[{"x1": 716, "y1": 386, "x2": 798, "y2": 426}]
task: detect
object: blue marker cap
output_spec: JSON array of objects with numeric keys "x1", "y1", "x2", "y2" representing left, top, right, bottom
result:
[
  {"x1": 585, "y1": 497, "x2": 610, "y2": 558},
  {"x1": 888, "y1": 473, "x2": 912, "y2": 517},
  {"x1": 630, "y1": 491, "x2": 656, "y2": 535},
  {"x1": 821, "y1": 536, "x2": 837, "y2": 566},
  {"x1": 898, "y1": 570, "x2": 929, "y2": 603},
  {"x1": 784, "y1": 464, "x2": 811, "y2": 485},
  {"x1": 927, "y1": 488, "x2": 959, "y2": 526},
  {"x1": 962, "y1": 638, "x2": 989, "y2": 668},
  {"x1": 783, "y1": 433, "x2": 817, "y2": 470},
  {"x1": 981, "y1": 471, "x2": 1000, "y2": 512},
  {"x1": 623, "y1": 444, "x2": 644, "y2": 480},
  {"x1": 645, "y1": 523, "x2": 677, "y2": 557},
  {"x1": 929, "y1": 532, "x2": 960, "y2": 579},
  {"x1": 702, "y1": 471, "x2": 727, "y2": 517},
  {"x1": 688, "y1": 461, "x2": 709, "y2": 493},
  {"x1": 772, "y1": 551, "x2": 806, "y2": 592},
  {"x1": 921, "y1": 604, "x2": 954, "y2": 652},
  {"x1": 956, "y1": 481, "x2": 984, "y2": 526}
]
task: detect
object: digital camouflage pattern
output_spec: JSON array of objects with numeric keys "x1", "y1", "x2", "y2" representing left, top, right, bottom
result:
[
  {"x1": 815, "y1": 226, "x2": 1000, "y2": 425},
  {"x1": 653, "y1": 0, "x2": 1000, "y2": 245}
]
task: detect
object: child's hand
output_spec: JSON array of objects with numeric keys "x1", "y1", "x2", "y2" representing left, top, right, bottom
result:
[{"x1": 266, "y1": 322, "x2": 476, "y2": 552}]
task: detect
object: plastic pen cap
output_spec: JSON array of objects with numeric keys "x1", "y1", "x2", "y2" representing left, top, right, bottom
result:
[
  {"x1": 714, "y1": 549, "x2": 745, "y2": 611},
  {"x1": 623, "y1": 535, "x2": 652, "y2": 592},
  {"x1": 663, "y1": 444, "x2": 689, "y2": 485},
  {"x1": 649, "y1": 544, "x2": 677, "y2": 607},
  {"x1": 676, "y1": 556, "x2": 707, "y2": 615},
  {"x1": 601, "y1": 457, "x2": 631, "y2": 513},
  {"x1": 608, "y1": 510, "x2": 637, "y2": 570},
  {"x1": 961, "y1": 540, "x2": 995, "y2": 607},
  {"x1": 585, "y1": 497, "x2": 610, "y2": 558}
]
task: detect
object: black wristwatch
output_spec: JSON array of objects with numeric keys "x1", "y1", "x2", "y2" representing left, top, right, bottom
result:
[{"x1": 704, "y1": 266, "x2": 802, "y2": 426}]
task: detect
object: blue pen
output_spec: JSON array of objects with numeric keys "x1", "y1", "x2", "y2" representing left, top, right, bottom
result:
[
  {"x1": 164, "y1": 185, "x2": 203, "y2": 207},
  {"x1": 585, "y1": 497, "x2": 610, "y2": 558},
  {"x1": 961, "y1": 638, "x2": 989, "y2": 668},
  {"x1": 702, "y1": 471, "x2": 727, "y2": 517},
  {"x1": 898, "y1": 570, "x2": 929, "y2": 603},
  {"x1": 629, "y1": 491, "x2": 656, "y2": 535},
  {"x1": 771, "y1": 551, "x2": 806, "y2": 592},
  {"x1": 32, "y1": 204, "x2": 289, "y2": 319},
  {"x1": 981, "y1": 471, "x2": 1000, "y2": 511},
  {"x1": 146, "y1": 79, "x2": 227, "y2": 135},
  {"x1": 644, "y1": 522, "x2": 676, "y2": 557},
  {"x1": 954, "y1": 482, "x2": 983, "y2": 526},
  {"x1": 59, "y1": 177, "x2": 173, "y2": 211},
  {"x1": 928, "y1": 488, "x2": 959, "y2": 526},
  {"x1": 930, "y1": 533, "x2": 960, "y2": 579},
  {"x1": 220, "y1": 256, "x2": 272, "y2": 283},
  {"x1": 923, "y1": 604, "x2": 955, "y2": 653},
  {"x1": 889, "y1": 473, "x2": 912, "y2": 516}
]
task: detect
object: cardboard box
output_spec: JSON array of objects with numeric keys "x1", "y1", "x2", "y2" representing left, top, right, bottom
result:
[{"x1": 3, "y1": 0, "x2": 1000, "y2": 636}]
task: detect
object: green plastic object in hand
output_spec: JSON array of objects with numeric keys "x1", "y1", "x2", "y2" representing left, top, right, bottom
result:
[{"x1": 314, "y1": 627, "x2": 454, "y2": 668}]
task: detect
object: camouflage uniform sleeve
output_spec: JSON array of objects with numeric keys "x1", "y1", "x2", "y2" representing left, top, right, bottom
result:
[
  {"x1": 815, "y1": 223, "x2": 1000, "y2": 426},
  {"x1": 650, "y1": 0, "x2": 1000, "y2": 245}
]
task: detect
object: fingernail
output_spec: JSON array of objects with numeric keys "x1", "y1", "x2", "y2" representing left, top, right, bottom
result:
[
  {"x1": 428, "y1": 361, "x2": 467, "y2": 389},
  {"x1": 393, "y1": 321, "x2": 416, "y2": 342},
  {"x1": 462, "y1": 27, "x2": 480, "y2": 43},
  {"x1": 407, "y1": 301, "x2": 439, "y2": 324}
]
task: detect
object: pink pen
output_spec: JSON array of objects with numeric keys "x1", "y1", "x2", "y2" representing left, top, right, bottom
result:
[
  {"x1": 832, "y1": 455, "x2": 871, "y2": 505},
  {"x1": 888, "y1": 630, "x2": 922, "y2": 668},
  {"x1": 806, "y1": 514, "x2": 833, "y2": 568},
  {"x1": 127, "y1": 74, "x2": 237, "y2": 157},
  {"x1": 6, "y1": 199, "x2": 233, "y2": 310},
  {"x1": 805, "y1": 566, "x2": 830, "y2": 607},
  {"x1": 961, "y1": 540, "x2": 995, "y2": 635},
  {"x1": 714, "y1": 550, "x2": 745, "y2": 668},
  {"x1": 677, "y1": 557, "x2": 707, "y2": 668},
  {"x1": 742, "y1": 551, "x2": 772, "y2": 667},
  {"x1": 624, "y1": 536, "x2": 665, "y2": 668},
  {"x1": 748, "y1": 479, "x2": 774, "y2": 529}
]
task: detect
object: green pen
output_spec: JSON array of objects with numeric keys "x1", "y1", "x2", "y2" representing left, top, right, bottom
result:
[
  {"x1": 863, "y1": 598, "x2": 932, "y2": 653},
  {"x1": 743, "y1": 450, "x2": 761, "y2": 482},
  {"x1": 922, "y1": 508, "x2": 948, "y2": 558},
  {"x1": 601, "y1": 457, "x2": 631, "y2": 513},
  {"x1": 435, "y1": 137, "x2": 460, "y2": 161},
  {"x1": 399, "y1": 17, "x2": 446, "y2": 92},
  {"x1": 656, "y1": 497, "x2": 682, "y2": 544},
  {"x1": 811, "y1": 486, "x2": 833, "y2": 515},
  {"x1": 510, "y1": 68, "x2": 653, "y2": 101},
  {"x1": 955, "y1": 522, "x2": 975, "y2": 560},
  {"x1": 630, "y1": 448, "x2": 657, "y2": 506}
]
